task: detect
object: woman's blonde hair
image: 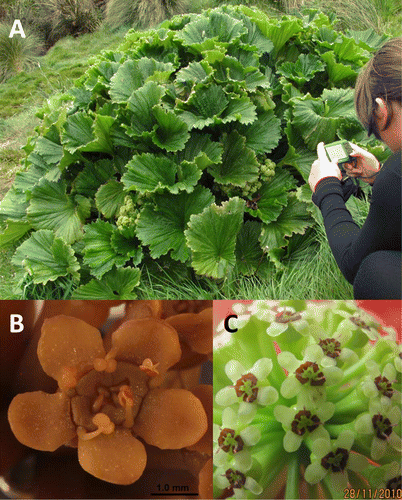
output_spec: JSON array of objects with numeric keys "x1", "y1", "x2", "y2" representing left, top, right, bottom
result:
[{"x1": 354, "y1": 37, "x2": 402, "y2": 140}]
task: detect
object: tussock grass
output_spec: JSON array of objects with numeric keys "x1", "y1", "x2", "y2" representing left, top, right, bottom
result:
[{"x1": 105, "y1": 0, "x2": 193, "y2": 30}]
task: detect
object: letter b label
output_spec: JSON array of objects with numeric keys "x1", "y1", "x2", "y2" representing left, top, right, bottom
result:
[{"x1": 10, "y1": 314, "x2": 24, "y2": 333}]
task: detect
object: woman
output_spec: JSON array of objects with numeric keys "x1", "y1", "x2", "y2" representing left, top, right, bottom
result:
[{"x1": 309, "y1": 37, "x2": 401, "y2": 299}]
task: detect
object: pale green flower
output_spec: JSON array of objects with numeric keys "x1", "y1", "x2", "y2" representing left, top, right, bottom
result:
[
  {"x1": 278, "y1": 345, "x2": 343, "y2": 406},
  {"x1": 355, "y1": 398, "x2": 402, "y2": 460},
  {"x1": 274, "y1": 401, "x2": 335, "y2": 452},
  {"x1": 305, "y1": 431, "x2": 369, "y2": 491},
  {"x1": 215, "y1": 358, "x2": 278, "y2": 409},
  {"x1": 213, "y1": 407, "x2": 260, "y2": 469}
]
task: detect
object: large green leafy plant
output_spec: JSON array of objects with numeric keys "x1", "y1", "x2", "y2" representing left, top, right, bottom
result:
[
  {"x1": 213, "y1": 300, "x2": 402, "y2": 498},
  {"x1": 0, "y1": 6, "x2": 390, "y2": 298}
]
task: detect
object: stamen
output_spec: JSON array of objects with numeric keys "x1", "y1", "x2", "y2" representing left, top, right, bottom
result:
[
  {"x1": 77, "y1": 413, "x2": 115, "y2": 441},
  {"x1": 117, "y1": 385, "x2": 134, "y2": 428},
  {"x1": 218, "y1": 428, "x2": 244, "y2": 453},
  {"x1": 321, "y1": 447, "x2": 349, "y2": 472},
  {"x1": 319, "y1": 338, "x2": 342, "y2": 359},
  {"x1": 234, "y1": 373, "x2": 258, "y2": 402},
  {"x1": 374, "y1": 376, "x2": 393, "y2": 398},
  {"x1": 92, "y1": 387, "x2": 110, "y2": 412},
  {"x1": 372, "y1": 413, "x2": 393, "y2": 440},
  {"x1": 274, "y1": 309, "x2": 302, "y2": 324},
  {"x1": 349, "y1": 316, "x2": 370, "y2": 330},
  {"x1": 224, "y1": 469, "x2": 247, "y2": 489},
  {"x1": 291, "y1": 409, "x2": 321, "y2": 436},
  {"x1": 93, "y1": 347, "x2": 118, "y2": 373},
  {"x1": 295, "y1": 361, "x2": 326, "y2": 386},
  {"x1": 139, "y1": 358, "x2": 160, "y2": 377}
]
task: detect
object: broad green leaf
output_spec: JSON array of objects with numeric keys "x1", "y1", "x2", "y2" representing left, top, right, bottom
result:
[
  {"x1": 279, "y1": 141, "x2": 317, "y2": 182},
  {"x1": 292, "y1": 88, "x2": 356, "y2": 150},
  {"x1": 235, "y1": 220, "x2": 264, "y2": 275},
  {"x1": 321, "y1": 51, "x2": 358, "y2": 85},
  {"x1": 80, "y1": 114, "x2": 115, "y2": 155},
  {"x1": 175, "y1": 61, "x2": 213, "y2": 85},
  {"x1": 27, "y1": 179, "x2": 89, "y2": 244},
  {"x1": 277, "y1": 54, "x2": 325, "y2": 85},
  {"x1": 238, "y1": 110, "x2": 281, "y2": 154},
  {"x1": 83, "y1": 221, "x2": 129, "y2": 279},
  {"x1": 177, "y1": 84, "x2": 229, "y2": 129},
  {"x1": 221, "y1": 96, "x2": 257, "y2": 126},
  {"x1": 259, "y1": 193, "x2": 314, "y2": 252},
  {"x1": 185, "y1": 197, "x2": 245, "y2": 278},
  {"x1": 12, "y1": 229, "x2": 80, "y2": 284},
  {"x1": 0, "y1": 187, "x2": 29, "y2": 221},
  {"x1": 95, "y1": 180, "x2": 125, "y2": 219},
  {"x1": 72, "y1": 267, "x2": 140, "y2": 300},
  {"x1": 126, "y1": 81, "x2": 165, "y2": 136},
  {"x1": 177, "y1": 132, "x2": 223, "y2": 168},
  {"x1": 109, "y1": 60, "x2": 147, "y2": 102},
  {"x1": 0, "y1": 219, "x2": 31, "y2": 249},
  {"x1": 110, "y1": 229, "x2": 143, "y2": 265},
  {"x1": 241, "y1": 8, "x2": 303, "y2": 56},
  {"x1": 34, "y1": 137, "x2": 64, "y2": 165},
  {"x1": 73, "y1": 159, "x2": 116, "y2": 197},
  {"x1": 176, "y1": 11, "x2": 247, "y2": 52},
  {"x1": 214, "y1": 56, "x2": 270, "y2": 90},
  {"x1": 61, "y1": 111, "x2": 94, "y2": 154},
  {"x1": 110, "y1": 58, "x2": 175, "y2": 103},
  {"x1": 246, "y1": 168, "x2": 297, "y2": 224},
  {"x1": 208, "y1": 130, "x2": 259, "y2": 186},
  {"x1": 151, "y1": 105, "x2": 190, "y2": 152},
  {"x1": 121, "y1": 154, "x2": 176, "y2": 193},
  {"x1": 136, "y1": 186, "x2": 214, "y2": 262}
]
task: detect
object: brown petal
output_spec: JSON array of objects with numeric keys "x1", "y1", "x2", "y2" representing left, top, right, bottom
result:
[
  {"x1": 111, "y1": 319, "x2": 181, "y2": 376},
  {"x1": 8, "y1": 391, "x2": 76, "y2": 451},
  {"x1": 38, "y1": 316, "x2": 105, "y2": 389},
  {"x1": 166, "y1": 308, "x2": 212, "y2": 355},
  {"x1": 198, "y1": 458, "x2": 213, "y2": 500},
  {"x1": 78, "y1": 429, "x2": 147, "y2": 485},
  {"x1": 186, "y1": 385, "x2": 212, "y2": 456},
  {"x1": 133, "y1": 388, "x2": 207, "y2": 450}
]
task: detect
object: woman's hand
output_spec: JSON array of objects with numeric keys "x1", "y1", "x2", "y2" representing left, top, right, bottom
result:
[
  {"x1": 343, "y1": 143, "x2": 380, "y2": 185},
  {"x1": 308, "y1": 142, "x2": 342, "y2": 192}
]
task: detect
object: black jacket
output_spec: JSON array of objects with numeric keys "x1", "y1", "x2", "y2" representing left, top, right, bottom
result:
[{"x1": 312, "y1": 150, "x2": 401, "y2": 284}]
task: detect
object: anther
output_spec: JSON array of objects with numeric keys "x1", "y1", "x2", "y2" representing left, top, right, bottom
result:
[
  {"x1": 372, "y1": 413, "x2": 393, "y2": 440},
  {"x1": 234, "y1": 373, "x2": 258, "y2": 402},
  {"x1": 374, "y1": 376, "x2": 394, "y2": 398},
  {"x1": 321, "y1": 447, "x2": 349, "y2": 472},
  {"x1": 295, "y1": 361, "x2": 325, "y2": 386},
  {"x1": 139, "y1": 358, "x2": 160, "y2": 377},
  {"x1": 224, "y1": 469, "x2": 247, "y2": 489},
  {"x1": 218, "y1": 428, "x2": 244, "y2": 453},
  {"x1": 274, "y1": 309, "x2": 302, "y2": 324},
  {"x1": 77, "y1": 413, "x2": 115, "y2": 441},
  {"x1": 94, "y1": 347, "x2": 118, "y2": 373},
  {"x1": 319, "y1": 338, "x2": 342, "y2": 358}
]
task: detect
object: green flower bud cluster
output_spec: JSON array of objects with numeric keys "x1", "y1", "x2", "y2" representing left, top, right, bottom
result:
[
  {"x1": 213, "y1": 301, "x2": 402, "y2": 499},
  {"x1": 219, "y1": 159, "x2": 276, "y2": 200},
  {"x1": 116, "y1": 195, "x2": 139, "y2": 230}
]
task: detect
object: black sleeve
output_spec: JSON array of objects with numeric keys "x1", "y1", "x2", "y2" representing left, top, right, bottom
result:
[{"x1": 311, "y1": 151, "x2": 401, "y2": 284}]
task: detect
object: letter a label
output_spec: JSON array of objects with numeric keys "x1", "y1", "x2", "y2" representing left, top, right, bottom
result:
[{"x1": 9, "y1": 20, "x2": 26, "y2": 38}]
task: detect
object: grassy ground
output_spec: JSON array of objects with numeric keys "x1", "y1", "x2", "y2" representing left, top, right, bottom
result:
[{"x1": 0, "y1": 0, "x2": 399, "y2": 299}]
